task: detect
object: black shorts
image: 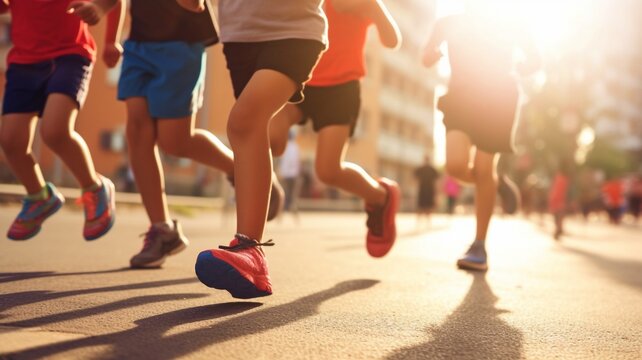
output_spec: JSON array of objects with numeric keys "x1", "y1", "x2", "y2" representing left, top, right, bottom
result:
[
  {"x1": 438, "y1": 81, "x2": 520, "y2": 154},
  {"x1": 223, "y1": 39, "x2": 325, "y2": 104},
  {"x1": 2, "y1": 54, "x2": 93, "y2": 116},
  {"x1": 297, "y1": 80, "x2": 360, "y2": 136}
]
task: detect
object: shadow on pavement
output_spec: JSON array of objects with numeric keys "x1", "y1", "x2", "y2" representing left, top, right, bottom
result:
[
  {"x1": 10, "y1": 279, "x2": 379, "y2": 359},
  {"x1": 0, "y1": 277, "x2": 198, "y2": 312},
  {"x1": 386, "y1": 272, "x2": 523, "y2": 360},
  {"x1": 0, "y1": 268, "x2": 137, "y2": 285},
  {"x1": 562, "y1": 246, "x2": 642, "y2": 293}
]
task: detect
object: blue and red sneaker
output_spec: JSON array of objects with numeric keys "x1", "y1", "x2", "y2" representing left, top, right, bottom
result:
[
  {"x1": 365, "y1": 178, "x2": 401, "y2": 258},
  {"x1": 7, "y1": 183, "x2": 65, "y2": 240},
  {"x1": 195, "y1": 234, "x2": 274, "y2": 299},
  {"x1": 78, "y1": 175, "x2": 116, "y2": 240}
]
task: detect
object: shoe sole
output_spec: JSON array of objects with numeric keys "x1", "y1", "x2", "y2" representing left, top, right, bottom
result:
[
  {"x1": 84, "y1": 178, "x2": 117, "y2": 241},
  {"x1": 456, "y1": 259, "x2": 488, "y2": 271},
  {"x1": 7, "y1": 198, "x2": 64, "y2": 241},
  {"x1": 195, "y1": 250, "x2": 272, "y2": 299},
  {"x1": 130, "y1": 256, "x2": 167, "y2": 269}
]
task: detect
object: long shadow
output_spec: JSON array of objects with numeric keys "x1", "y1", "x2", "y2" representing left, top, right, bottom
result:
[
  {"x1": 11, "y1": 279, "x2": 379, "y2": 359},
  {"x1": 562, "y1": 246, "x2": 642, "y2": 293},
  {"x1": 0, "y1": 278, "x2": 198, "y2": 313},
  {"x1": 386, "y1": 273, "x2": 523, "y2": 360},
  {"x1": 0, "y1": 269, "x2": 136, "y2": 285},
  {"x1": 3, "y1": 293, "x2": 209, "y2": 328}
]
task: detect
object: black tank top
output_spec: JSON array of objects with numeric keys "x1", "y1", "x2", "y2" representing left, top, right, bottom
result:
[{"x1": 129, "y1": 0, "x2": 218, "y2": 46}]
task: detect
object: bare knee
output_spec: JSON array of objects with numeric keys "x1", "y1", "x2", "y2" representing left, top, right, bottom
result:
[
  {"x1": 315, "y1": 161, "x2": 341, "y2": 186},
  {"x1": 40, "y1": 125, "x2": 70, "y2": 151},
  {"x1": 158, "y1": 134, "x2": 189, "y2": 157},
  {"x1": 227, "y1": 105, "x2": 259, "y2": 145},
  {"x1": 446, "y1": 161, "x2": 468, "y2": 180},
  {"x1": 0, "y1": 128, "x2": 29, "y2": 156},
  {"x1": 473, "y1": 164, "x2": 496, "y2": 184}
]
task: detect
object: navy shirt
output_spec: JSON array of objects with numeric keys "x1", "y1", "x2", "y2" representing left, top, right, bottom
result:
[{"x1": 129, "y1": 0, "x2": 218, "y2": 46}]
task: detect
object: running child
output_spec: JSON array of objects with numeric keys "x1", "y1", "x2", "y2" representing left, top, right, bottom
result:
[
  {"x1": 177, "y1": 0, "x2": 327, "y2": 299},
  {"x1": 0, "y1": 0, "x2": 115, "y2": 241},
  {"x1": 69, "y1": 0, "x2": 284, "y2": 268},
  {"x1": 422, "y1": 2, "x2": 540, "y2": 271},
  {"x1": 269, "y1": 0, "x2": 402, "y2": 257}
]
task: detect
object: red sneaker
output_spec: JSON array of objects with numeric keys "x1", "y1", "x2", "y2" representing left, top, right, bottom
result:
[
  {"x1": 195, "y1": 234, "x2": 274, "y2": 299},
  {"x1": 365, "y1": 178, "x2": 400, "y2": 258}
]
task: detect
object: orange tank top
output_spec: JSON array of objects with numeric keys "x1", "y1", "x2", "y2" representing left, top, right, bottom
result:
[{"x1": 307, "y1": 0, "x2": 372, "y2": 86}]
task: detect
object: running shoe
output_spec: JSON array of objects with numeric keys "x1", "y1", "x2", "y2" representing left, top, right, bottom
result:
[
  {"x1": 7, "y1": 183, "x2": 65, "y2": 240},
  {"x1": 227, "y1": 175, "x2": 284, "y2": 221},
  {"x1": 456, "y1": 241, "x2": 488, "y2": 271},
  {"x1": 130, "y1": 220, "x2": 189, "y2": 268},
  {"x1": 78, "y1": 175, "x2": 116, "y2": 240},
  {"x1": 366, "y1": 178, "x2": 401, "y2": 258},
  {"x1": 195, "y1": 234, "x2": 273, "y2": 299},
  {"x1": 498, "y1": 174, "x2": 520, "y2": 215}
]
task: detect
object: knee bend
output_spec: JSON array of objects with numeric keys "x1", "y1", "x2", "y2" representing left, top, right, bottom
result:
[
  {"x1": 446, "y1": 162, "x2": 468, "y2": 180},
  {"x1": 0, "y1": 131, "x2": 28, "y2": 155},
  {"x1": 227, "y1": 107, "x2": 261, "y2": 144},
  {"x1": 158, "y1": 137, "x2": 189, "y2": 158},
  {"x1": 40, "y1": 127, "x2": 70, "y2": 150},
  {"x1": 316, "y1": 164, "x2": 341, "y2": 186}
]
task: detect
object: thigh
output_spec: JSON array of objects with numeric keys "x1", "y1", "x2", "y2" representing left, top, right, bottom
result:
[
  {"x1": 0, "y1": 113, "x2": 39, "y2": 146},
  {"x1": 125, "y1": 97, "x2": 157, "y2": 138},
  {"x1": 40, "y1": 93, "x2": 79, "y2": 134}
]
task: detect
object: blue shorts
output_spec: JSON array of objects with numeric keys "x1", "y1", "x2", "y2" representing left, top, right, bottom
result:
[
  {"x1": 118, "y1": 41, "x2": 206, "y2": 119},
  {"x1": 2, "y1": 55, "x2": 93, "y2": 116}
]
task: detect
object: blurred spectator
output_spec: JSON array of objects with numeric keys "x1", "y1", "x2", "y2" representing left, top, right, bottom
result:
[
  {"x1": 443, "y1": 175, "x2": 461, "y2": 215},
  {"x1": 548, "y1": 159, "x2": 572, "y2": 240},
  {"x1": 602, "y1": 177, "x2": 625, "y2": 224},
  {"x1": 577, "y1": 168, "x2": 602, "y2": 221},
  {"x1": 278, "y1": 132, "x2": 302, "y2": 215},
  {"x1": 414, "y1": 156, "x2": 440, "y2": 224},
  {"x1": 627, "y1": 174, "x2": 642, "y2": 223}
]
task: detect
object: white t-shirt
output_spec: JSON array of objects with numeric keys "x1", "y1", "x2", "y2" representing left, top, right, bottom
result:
[
  {"x1": 218, "y1": 0, "x2": 328, "y2": 44},
  {"x1": 279, "y1": 140, "x2": 301, "y2": 179}
]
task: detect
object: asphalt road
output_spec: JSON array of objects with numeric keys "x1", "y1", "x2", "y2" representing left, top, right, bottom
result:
[{"x1": 0, "y1": 204, "x2": 640, "y2": 359}]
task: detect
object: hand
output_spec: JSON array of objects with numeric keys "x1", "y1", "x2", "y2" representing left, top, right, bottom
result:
[
  {"x1": 67, "y1": 1, "x2": 104, "y2": 25},
  {"x1": 176, "y1": 0, "x2": 205, "y2": 12},
  {"x1": 102, "y1": 42, "x2": 123, "y2": 68}
]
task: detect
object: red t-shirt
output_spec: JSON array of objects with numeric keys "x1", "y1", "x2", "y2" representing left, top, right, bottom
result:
[
  {"x1": 307, "y1": 0, "x2": 372, "y2": 87},
  {"x1": 5, "y1": 0, "x2": 96, "y2": 65}
]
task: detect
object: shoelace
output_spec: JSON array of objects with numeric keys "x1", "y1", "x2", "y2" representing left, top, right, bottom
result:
[
  {"x1": 219, "y1": 236, "x2": 275, "y2": 252},
  {"x1": 76, "y1": 190, "x2": 99, "y2": 219},
  {"x1": 366, "y1": 206, "x2": 384, "y2": 236},
  {"x1": 139, "y1": 227, "x2": 161, "y2": 250}
]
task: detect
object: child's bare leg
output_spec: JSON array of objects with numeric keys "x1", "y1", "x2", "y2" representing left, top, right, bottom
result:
[
  {"x1": 445, "y1": 130, "x2": 475, "y2": 184},
  {"x1": 157, "y1": 114, "x2": 234, "y2": 175},
  {"x1": 0, "y1": 113, "x2": 45, "y2": 193},
  {"x1": 471, "y1": 149, "x2": 498, "y2": 244},
  {"x1": 39, "y1": 94, "x2": 99, "y2": 188},
  {"x1": 227, "y1": 70, "x2": 296, "y2": 240},
  {"x1": 269, "y1": 104, "x2": 301, "y2": 156},
  {"x1": 125, "y1": 97, "x2": 170, "y2": 224},
  {"x1": 315, "y1": 125, "x2": 386, "y2": 206}
]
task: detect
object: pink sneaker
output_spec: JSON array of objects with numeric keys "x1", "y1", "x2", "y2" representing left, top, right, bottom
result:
[
  {"x1": 365, "y1": 178, "x2": 400, "y2": 258},
  {"x1": 7, "y1": 183, "x2": 64, "y2": 240},
  {"x1": 77, "y1": 175, "x2": 116, "y2": 240},
  {"x1": 195, "y1": 234, "x2": 273, "y2": 299}
]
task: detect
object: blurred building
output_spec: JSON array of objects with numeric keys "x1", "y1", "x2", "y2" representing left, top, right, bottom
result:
[{"x1": 0, "y1": 2, "x2": 440, "y2": 208}]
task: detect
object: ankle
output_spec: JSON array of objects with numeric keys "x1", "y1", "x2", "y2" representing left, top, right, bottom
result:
[{"x1": 26, "y1": 185, "x2": 49, "y2": 201}]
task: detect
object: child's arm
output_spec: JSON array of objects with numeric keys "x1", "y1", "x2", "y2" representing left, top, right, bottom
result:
[
  {"x1": 176, "y1": 0, "x2": 205, "y2": 12},
  {"x1": 422, "y1": 18, "x2": 447, "y2": 68},
  {"x1": 103, "y1": 0, "x2": 124, "y2": 68},
  {"x1": 67, "y1": 0, "x2": 118, "y2": 25},
  {"x1": 0, "y1": 0, "x2": 9, "y2": 14},
  {"x1": 334, "y1": 0, "x2": 401, "y2": 49}
]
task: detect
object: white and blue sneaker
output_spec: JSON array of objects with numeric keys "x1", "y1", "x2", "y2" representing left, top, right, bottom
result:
[{"x1": 456, "y1": 241, "x2": 488, "y2": 271}]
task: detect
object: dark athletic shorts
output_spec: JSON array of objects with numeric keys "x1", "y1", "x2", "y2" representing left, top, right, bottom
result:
[
  {"x1": 438, "y1": 81, "x2": 520, "y2": 154},
  {"x1": 2, "y1": 54, "x2": 92, "y2": 116},
  {"x1": 223, "y1": 39, "x2": 325, "y2": 104},
  {"x1": 297, "y1": 80, "x2": 360, "y2": 136}
]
